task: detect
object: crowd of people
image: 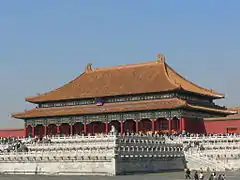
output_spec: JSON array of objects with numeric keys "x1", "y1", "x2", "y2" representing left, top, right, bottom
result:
[{"x1": 185, "y1": 168, "x2": 226, "y2": 180}]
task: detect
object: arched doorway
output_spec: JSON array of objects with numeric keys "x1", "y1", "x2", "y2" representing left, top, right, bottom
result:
[
  {"x1": 35, "y1": 124, "x2": 44, "y2": 137},
  {"x1": 87, "y1": 121, "x2": 105, "y2": 135},
  {"x1": 160, "y1": 118, "x2": 168, "y2": 131},
  {"x1": 108, "y1": 120, "x2": 120, "y2": 133},
  {"x1": 60, "y1": 123, "x2": 70, "y2": 135},
  {"x1": 73, "y1": 122, "x2": 84, "y2": 135},
  {"x1": 139, "y1": 119, "x2": 152, "y2": 133},
  {"x1": 171, "y1": 117, "x2": 180, "y2": 132},
  {"x1": 124, "y1": 119, "x2": 136, "y2": 133},
  {"x1": 155, "y1": 118, "x2": 168, "y2": 132},
  {"x1": 26, "y1": 125, "x2": 32, "y2": 137},
  {"x1": 47, "y1": 124, "x2": 57, "y2": 135}
]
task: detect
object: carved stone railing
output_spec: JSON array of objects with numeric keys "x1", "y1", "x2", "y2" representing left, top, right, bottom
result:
[{"x1": 0, "y1": 134, "x2": 184, "y2": 163}]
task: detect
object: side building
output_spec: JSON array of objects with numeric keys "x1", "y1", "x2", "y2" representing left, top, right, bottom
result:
[
  {"x1": 0, "y1": 128, "x2": 25, "y2": 138},
  {"x1": 204, "y1": 107, "x2": 240, "y2": 133},
  {"x1": 12, "y1": 54, "x2": 235, "y2": 137}
]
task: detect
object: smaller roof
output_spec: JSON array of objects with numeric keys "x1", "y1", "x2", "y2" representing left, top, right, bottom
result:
[
  {"x1": 204, "y1": 109, "x2": 239, "y2": 121},
  {"x1": 12, "y1": 98, "x2": 233, "y2": 119},
  {"x1": 25, "y1": 54, "x2": 224, "y2": 103},
  {"x1": 12, "y1": 98, "x2": 186, "y2": 119}
]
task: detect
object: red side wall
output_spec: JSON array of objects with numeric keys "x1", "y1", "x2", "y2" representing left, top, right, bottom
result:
[
  {"x1": 204, "y1": 119, "x2": 240, "y2": 134},
  {"x1": 0, "y1": 128, "x2": 25, "y2": 138}
]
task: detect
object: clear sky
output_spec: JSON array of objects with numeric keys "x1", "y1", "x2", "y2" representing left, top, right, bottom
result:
[{"x1": 0, "y1": 1, "x2": 239, "y2": 128}]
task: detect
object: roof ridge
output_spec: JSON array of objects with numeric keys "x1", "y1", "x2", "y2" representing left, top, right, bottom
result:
[
  {"x1": 93, "y1": 60, "x2": 159, "y2": 72},
  {"x1": 162, "y1": 61, "x2": 181, "y2": 89}
]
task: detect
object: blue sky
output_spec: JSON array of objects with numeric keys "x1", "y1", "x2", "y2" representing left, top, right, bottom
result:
[{"x1": 0, "y1": 1, "x2": 240, "y2": 128}]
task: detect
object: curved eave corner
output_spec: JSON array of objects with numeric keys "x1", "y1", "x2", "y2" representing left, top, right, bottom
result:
[
  {"x1": 25, "y1": 72, "x2": 87, "y2": 104},
  {"x1": 164, "y1": 61, "x2": 225, "y2": 99},
  {"x1": 186, "y1": 104, "x2": 236, "y2": 114},
  {"x1": 25, "y1": 96, "x2": 39, "y2": 103},
  {"x1": 11, "y1": 112, "x2": 25, "y2": 120},
  {"x1": 183, "y1": 89, "x2": 225, "y2": 99}
]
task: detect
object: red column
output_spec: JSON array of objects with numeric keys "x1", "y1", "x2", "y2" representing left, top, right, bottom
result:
[
  {"x1": 44, "y1": 125, "x2": 47, "y2": 136},
  {"x1": 70, "y1": 124, "x2": 73, "y2": 135},
  {"x1": 105, "y1": 122, "x2": 109, "y2": 134},
  {"x1": 135, "y1": 120, "x2": 139, "y2": 133},
  {"x1": 168, "y1": 118, "x2": 172, "y2": 133},
  {"x1": 84, "y1": 122, "x2": 87, "y2": 135},
  {"x1": 151, "y1": 119, "x2": 155, "y2": 133},
  {"x1": 181, "y1": 117, "x2": 185, "y2": 131},
  {"x1": 120, "y1": 120, "x2": 124, "y2": 136},
  {"x1": 179, "y1": 118, "x2": 182, "y2": 131},
  {"x1": 57, "y1": 125, "x2": 60, "y2": 134},
  {"x1": 31, "y1": 126, "x2": 35, "y2": 137}
]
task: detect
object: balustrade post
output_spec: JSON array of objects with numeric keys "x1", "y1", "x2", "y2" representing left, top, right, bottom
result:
[
  {"x1": 168, "y1": 118, "x2": 172, "y2": 133},
  {"x1": 135, "y1": 120, "x2": 139, "y2": 133},
  {"x1": 120, "y1": 120, "x2": 124, "y2": 136}
]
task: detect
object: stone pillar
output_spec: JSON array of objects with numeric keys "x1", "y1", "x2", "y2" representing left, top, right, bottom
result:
[
  {"x1": 120, "y1": 120, "x2": 124, "y2": 136},
  {"x1": 44, "y1": 125, "x2": 47, "y2": 136},
  {"x1": 31, "y1": 126, "x2": 35, "y2": 137},
  {"x1": 151, "y1": 119, "x2": 155, "y2": 133},
  {"x1": 105, "y1": 122, "x2": 108, "y2": 134},
  {"x1": 135, "y1": 120, "x2": 139, "y2": 133},
  {"x1": 84, "y1": 122, "x2": 87, "y2": 135},
  {"x1": 168, "y1": 118, "x2": 172, "y2": 133},
  {"x1": 70, "y1": 124, "x2": 73, "y2": 135}
]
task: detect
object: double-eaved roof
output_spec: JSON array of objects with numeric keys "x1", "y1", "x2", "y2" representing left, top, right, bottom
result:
[
  {"x1": 12, "y1": 98, "x2": 234, "y2": 119},
  {"x1": 12, "y1": 54, "x2": 233, "y2": 119}
]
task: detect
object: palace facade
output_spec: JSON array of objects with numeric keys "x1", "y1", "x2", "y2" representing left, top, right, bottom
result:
[{"x1": 12, "y1": 54, "x2": 235, "y2": 137}]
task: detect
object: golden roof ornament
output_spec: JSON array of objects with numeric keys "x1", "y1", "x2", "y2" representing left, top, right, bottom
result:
[
  {"x1": 85, "y1": 62, "x2": 93, "y2": 73},
  {"x1": 156, "y1": 53, "x2": 165, "y2": 63}
]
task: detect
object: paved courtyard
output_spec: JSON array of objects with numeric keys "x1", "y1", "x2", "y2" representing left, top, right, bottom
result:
[{"x1": 0, "y1": 171, "x2": 240, "y2": 180}]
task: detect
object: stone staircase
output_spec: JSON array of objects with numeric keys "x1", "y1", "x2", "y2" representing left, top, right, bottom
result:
[{"x1": 185, "y1": 152, "x2": 226, "y2": 171}]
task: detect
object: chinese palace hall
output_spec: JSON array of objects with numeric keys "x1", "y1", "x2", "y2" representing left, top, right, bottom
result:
[{"x1": 12, "y1": 54, "x2": 237, "y2": 137}]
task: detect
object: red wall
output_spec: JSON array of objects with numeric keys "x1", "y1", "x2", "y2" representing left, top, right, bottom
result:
[
  {"x1": 0, "y1": 128, "x2": 25, "y2": 138},
  {"x1": 204, "y1": 119, "x2": 240, "y2": 134}
]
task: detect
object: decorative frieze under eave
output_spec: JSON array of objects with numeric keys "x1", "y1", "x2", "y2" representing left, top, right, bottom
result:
[{"x1": 24, "y1": 109, "x2": 183, "y2": 126}]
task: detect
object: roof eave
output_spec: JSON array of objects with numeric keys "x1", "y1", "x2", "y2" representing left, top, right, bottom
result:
[
  {"x1": 12, "y1": 98, "x2": 187, "y2": 119},
  {"x1": 186, "y1": 105, "x2": 235, "y2": 115},
  {"x1": 179, "y1": 87, "x2": 225, "y2": 99}
]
